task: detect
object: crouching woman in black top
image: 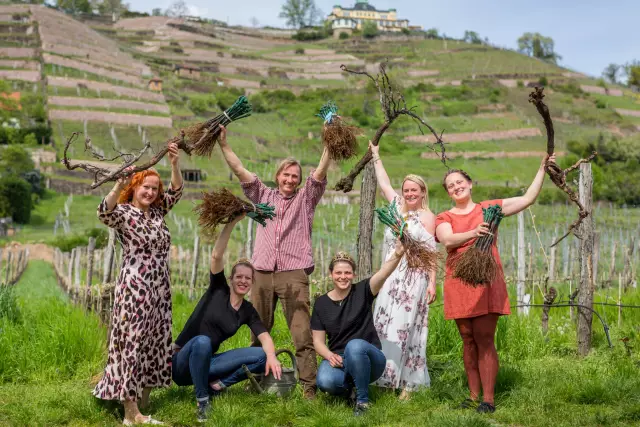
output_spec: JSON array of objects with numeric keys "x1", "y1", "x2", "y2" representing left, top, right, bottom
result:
[
  {"x1": 311, "y1": 241, "x2": 405, "y2": 416},
  {"x1": 172, "y1": 214, "x2": 282, "y2": 422}
]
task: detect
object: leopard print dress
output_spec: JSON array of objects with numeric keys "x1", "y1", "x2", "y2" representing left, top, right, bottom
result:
[{"x1": 93, "y1": 184, "x2": 183, "y2": 402}]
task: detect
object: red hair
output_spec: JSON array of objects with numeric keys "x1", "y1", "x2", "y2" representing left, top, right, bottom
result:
[{"x1": 118, "y1": 169, "x2": 164, "y2": 207}]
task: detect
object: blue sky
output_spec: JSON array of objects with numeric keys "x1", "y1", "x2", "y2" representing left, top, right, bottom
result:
[{"x1": 129, "y1": 0, "x2": 638, "y2": 78}]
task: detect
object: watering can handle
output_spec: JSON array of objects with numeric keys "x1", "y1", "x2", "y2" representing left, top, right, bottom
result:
[
  {"x1": 275, "y1": 349, "x2": 298, "y2": 382},
  {"x1": 242, "y1": 364, "x2": 264, "y2": 393}
]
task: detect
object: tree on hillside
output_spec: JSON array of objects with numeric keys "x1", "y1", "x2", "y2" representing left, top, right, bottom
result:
[
  {"x1": 279, "y1": 0, "x2": 322, "y2": 29},
  {"x1": 166, "y1": 0, "x2": 188, "y2": 17},
  {"x1": 151, "y1": 8, "x2": 163, "y2": 16},
  {"x1": 463, "y1": 30, "x2": 482, "y2": 44},
  {"x1": 623, "y1": 60, "x2": 640, "y2": 87},
  {"x1": 56, "y1": 0, "x2": 92, "y2": 15},
  {"x1": 602, "y1": 63, "x2": 621, "y2": 84},
  {"x1": 0, "y1": 146, "x2": 35, "y2": 177},
  {"x1": 517, "y1": 32, "x2": 562, "y2": 64},
  {"x1": 250, "y1": 17, "x2": 259, "y2": 28},
  {"x1": 424, "y1": 28, "x2": 439, "y2": 39},
  {"x1": 362, "y1": 21, "x2": 378, "y2": 39}
]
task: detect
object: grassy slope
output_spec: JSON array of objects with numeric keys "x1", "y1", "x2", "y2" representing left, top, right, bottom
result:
[{"x1": 1, "y1": 262, "x2": 640, "y2": 426}]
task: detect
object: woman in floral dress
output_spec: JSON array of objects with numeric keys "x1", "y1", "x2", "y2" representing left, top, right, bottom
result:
[
  {"x1": 93, "y1": 143, "x2": 183, "y2": 425},
  {"x1": 369, "y1": 141, "x2": 437, "y2": 400}
]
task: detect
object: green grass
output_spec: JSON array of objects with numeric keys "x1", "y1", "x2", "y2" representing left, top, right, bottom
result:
[
  {"x1": 46, "y1": 85, "x2": 165, "y2": 104},
  {"x1": 1, "y1": 261, "x2": 640, "y2": 426}
]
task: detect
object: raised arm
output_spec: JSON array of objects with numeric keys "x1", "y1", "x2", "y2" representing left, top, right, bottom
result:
[
  {"x1": 369, "y1": 141, "x2": 396, "y2": 202},
  {"x1": 312, "y1": 147, "x2": 331, "y2": 182},
  {"x1": 167, "y1": 142, "x2": 183, "y2": 190},
  {"x1": 370, "y1": 240, "x2": 405, "y2": 295},
  {"x1": 104, "y1": 167, "x2": 133, "y2": 211},
  {"x1": 210, "y1": 213, "x2": 245, "y2": 274},
  {"x1": 502, "y1": 153, "x2": 555, "y2": 217},
  {"x1": 217, "y1": 125, "x2": 254, "y2": 183}
]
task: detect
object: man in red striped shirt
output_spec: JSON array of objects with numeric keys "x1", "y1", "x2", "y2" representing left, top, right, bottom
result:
[{"x1": 218, "y1": 125, "x2": 330, "y2": 399}]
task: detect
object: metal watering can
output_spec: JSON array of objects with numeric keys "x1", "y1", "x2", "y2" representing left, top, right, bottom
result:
[{"x1": 243, "y1": 349, "x2": 298, "y2": 397}]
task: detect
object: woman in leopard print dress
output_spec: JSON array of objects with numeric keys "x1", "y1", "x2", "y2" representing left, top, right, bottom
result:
[{"x1": 93, "y1": 143, "x2": 183, "y2": 425}]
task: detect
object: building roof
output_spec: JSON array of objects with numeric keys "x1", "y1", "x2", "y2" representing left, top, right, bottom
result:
[{"x1": 334, "y1": 0, "x2": 396, "y2": 13}]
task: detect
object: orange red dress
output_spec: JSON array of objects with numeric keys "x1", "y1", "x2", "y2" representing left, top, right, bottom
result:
[{"x1": 435, "y1": 199, "x2": 511, "y2": 320}]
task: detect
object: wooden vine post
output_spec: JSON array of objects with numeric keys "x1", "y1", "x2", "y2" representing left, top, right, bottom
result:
[
  {"x1": 576, "y1": 163, "x2": 595, "y2": 356},
  {"x1": 337, "y1": 63, "x2": 447, "y2": 278}
]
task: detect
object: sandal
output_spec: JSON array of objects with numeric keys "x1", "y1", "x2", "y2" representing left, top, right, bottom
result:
[
  {"x1": 476, "y1": 402, "x2": 496, "y2": 413},
  {"x1": 123, "y1": 415, "x2": 165, "y2": 425}
]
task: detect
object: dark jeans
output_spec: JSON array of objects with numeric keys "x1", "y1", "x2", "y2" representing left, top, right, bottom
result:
[
  {"x1": 316, "y1": 339, "x2": 386, "y2": 404},
  {"x1": 172, "y1": 335, "x2": 267, "y2": 401}
]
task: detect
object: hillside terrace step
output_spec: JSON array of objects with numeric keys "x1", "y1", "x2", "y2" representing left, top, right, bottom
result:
[
  {"x1": 49, "y1": 109, "x2": 173, "y2": 128},
  {"x1": 404, "y1": 128, "x2": 542, "y2": 144}
]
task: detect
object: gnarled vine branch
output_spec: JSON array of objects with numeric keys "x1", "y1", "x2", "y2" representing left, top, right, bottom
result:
[
  {"x1": 334, "y1": 62, "x2": 449, "y2": 193},
  {"x1": 528, "y1": 87, "x2": 597, "y2": 247},
  {"x1": 62, "y1": 130, "x2": 192, "y2": 189}
]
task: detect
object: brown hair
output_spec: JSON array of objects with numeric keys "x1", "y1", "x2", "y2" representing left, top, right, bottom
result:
[
  {"x1": 442, "y1": 169, "x2": 472, "y2": 190},
  {"x1": 274, "y1": 157, "x2": 302, "y2": 187},
  {"x1": 118, "y1": 169, "x2": 164, "y2": 207},
  {"x1": 402, "y1": 174, "x2": 429, "y2": 212},
  {"x1": 329, "y1": 251, "x2": 356, "y2": 272},
  {"x1": 230, "y1": 258, "x2": 255, "y2": 282}
]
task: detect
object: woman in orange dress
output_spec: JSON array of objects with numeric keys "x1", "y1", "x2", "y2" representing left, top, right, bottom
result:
[{"x1": 435, "y1": 153, "x2": 555, "y2": 414}]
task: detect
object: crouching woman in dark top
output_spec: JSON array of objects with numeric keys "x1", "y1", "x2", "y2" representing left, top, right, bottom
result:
[
  {"x1": 311, "y1": 241, "x2": 406, "y2": 416},
  {"x1": 172, "y1": 214, "x2": 282, "y2": 422}
]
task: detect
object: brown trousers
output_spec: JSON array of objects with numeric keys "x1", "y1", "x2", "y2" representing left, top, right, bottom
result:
[{"x1": 251, "y1": 269, "x2": 317, "y2": 387}]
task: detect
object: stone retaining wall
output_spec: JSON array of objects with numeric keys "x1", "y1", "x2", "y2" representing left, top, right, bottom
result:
[
  {"x1": 49, "y1": 109, "x2": 173, "y2": 128},
  {"x1": 47, "y1": 77, "x2": 165, "y2": 103},
  {"x1": 616, "y1": 108, "x2": 640, "y2": 118},
  {"x1": 404, "y1": 127, "x2": 541, "y2": 144},
  {"x1": 43, "y1": 54, "x2": 143, "y2": 86},
  {"x1": 0, "y1": 47, "x2": 36, "y2": 58},
  {"x1": 0, "y1": 70, "x2": 39, "y2": 82},
  {"x1": 48, "y1": 96, "x2": 170, "y2": 114}
]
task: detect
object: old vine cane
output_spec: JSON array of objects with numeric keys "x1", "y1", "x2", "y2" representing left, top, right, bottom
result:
[
  {"x1": 528, "y1": 87, "x2": 597, "y2": 247},
  {"x1": 61, "y1": 96, "x2": 252, "y2": 188},
  {"x1": 242, "y1": 349, "x2": 298, "y2": 396}
]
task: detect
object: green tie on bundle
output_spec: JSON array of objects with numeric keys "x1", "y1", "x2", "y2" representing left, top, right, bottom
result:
[
  {"x1": 453, "y1": 204, "x2": 505, "y2": 287},
  {"x1": 316, "y1": 101, "x2": 361, "y2": 162},
  {"x1": 184, "y1": 96, "x2": 252, "y2": 157},
  {"x1": 194, "y1": 189, "x2": 275, "y2": 234},
  {"x1": 375, "y1": 199, "x2": 441, "y2": 274}
]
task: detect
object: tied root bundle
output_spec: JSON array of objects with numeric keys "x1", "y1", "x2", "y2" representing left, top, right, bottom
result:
[
  {"x1": 194, "y1": 188, "x2": 275, "y2": 233},
  {"x1": 316, "y1": 101, "x2": 361, "y2": 161},
  {"x1": 453, "y1": 204, "x2": 504, "y2": 287},
  {"x1": 184, "y1": 96, "x2": 252, "y2": 157},
  {"x1": 375, "y1": 199, "x2": 441, "y2": 274}
]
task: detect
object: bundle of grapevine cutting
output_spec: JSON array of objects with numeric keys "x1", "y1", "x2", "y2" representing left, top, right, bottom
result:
[
  {"x1": 375, "y1": 199, "x2": 441, "y2": 274},
  {"x1": 194, "y1": 188, "x2": 275, "y2": 234},
  {"x1": 453, "y1": 204, "x2": 504, "y2": 287},
  {"x1": 316, "y1": 101, "x2": 361, "y2": 161},
  {"x1": 184, "y1": 96, "x2": 252, "y2": 157}
]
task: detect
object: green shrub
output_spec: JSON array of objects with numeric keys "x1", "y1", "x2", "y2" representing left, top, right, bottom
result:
[
  {"x1": 401, "y1": 28, "x2": 410, "y2": 35},
  {"x1": 249, "y1": 94, "x2": 270, "y2": 113},
  {"x1": 22, "y1": 133, "x2": 37, "y2": 145},
  {"x1": 295, "y1": 47, "x2": 305, "y2": 54},
  {"x1": 594, "y1": 98, "x2": 607, "y2": 109},
  {"x1": 85, "y1": 227, "x2": 108, "y2": 249},
  {"x1": 538, "y1": 76, "x2": 549, "y2": 86},
  {"x1": 442, "y1": 101, "x2": 477, "y2": 116},
  {"x1": 215, "y1": 88, "x2": 244, "y2": 111},
  {"x1": 339, "y1": 32, "x2": 349, "y2": 40},
  {"x1": 48, "y1": 234, "x2": 89, "y2": 252},
  {"x1": 263, "y1": 90, "x2": 296, "y2": 104},
  {"x1": 517, "y1": 80, "x2": 524, "y2": 88},
  {"x1": 362, "y1": 21, "x2": 379, "y2": 39},
  {"x1": 292, "y1": 30, "x2": 327, "y2": 41},
  {"x1": 0, "y1": 176, "x2": 31, "y2": 223}
]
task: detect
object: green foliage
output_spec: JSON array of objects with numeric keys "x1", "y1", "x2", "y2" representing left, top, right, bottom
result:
[
  {"x1": 0, "y1": 176, "x2": 32, "y2": 223},
  {"x1": 0, "y1": 125, "x2": 52, "y2": 145},
  {"x1": 442, "y1": 101, "x2": 478, "y2": 116},
  {"x1": 338, "y1": 31, "x2": 349, "y2": 40},
  {"x1": 56, "y1": 0, "x2": 91, "y2": 14},
  {"x1": 48, "y1": 228, "x2": 109, "y2": 252},
  {"x1": 517, "y1": 32, "x2": 561, "y2": 64},
  {"x1": 424, "y1": 27, "x2": 439, "y2": 39},
  {"x1": 85, "y1": 227, "x2": 108, "y2": 249},
  {"x1": 401, "y1": 28, "x2": 410, "y2": 35},
  {"x1": 21, "y1": 170, "x2": 45, "y2": 198},
  {"x1": 279, "y1": 0, "x2": 322, "y2": 28},
  {"x1": 0, "y1": 286, "x2": 20, "y2": 323},
  {"x1": 538, "y1": 76, "x2": 549, "y2": 86},
  {"x1": 215, "y1": 88, "x2": 245, "y2": 111},
  {"x1": 292, "y1": 28, "x2": 328, "y2": 41},
  {"x1": 362, "y1": 21, "x2": 379, "y2": 39},
  {"x1": 517, "y1": 80, "x2": 524, "y2": 88},
  {"x1": 594, "y1": 98, "x2": 607, "y2": 109},
  {"x1": 463, "y1": 30, "x2": 482, "y2": 44},
  {"x1": 0, "y1": 145, "x2": 34, "y2": 176},
  {"x1": 552, "y1": 80, "x2": 583, "y2": 96},
  {"x1": 602, "y1": 63, "x2": 621, "y2": 84},
  {"x1": 294, "y1": 47, "x2": 305, "y2": 54}
]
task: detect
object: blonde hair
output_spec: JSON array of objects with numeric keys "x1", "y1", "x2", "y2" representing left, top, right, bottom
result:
[
  {"x1": 274, "y1": 157, "x2": 302, "y2": 187},
  {"x1": 401, "y1": 174, "x2": 429, "y2": 212}
]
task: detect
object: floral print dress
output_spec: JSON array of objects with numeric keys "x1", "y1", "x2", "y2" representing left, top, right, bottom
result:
[
  {"x1": 93, "y1": 184, "x2": 183, "y2": 402},
  {"x1": 373, "y1": 203, "x2": 435, "y2": 391}
]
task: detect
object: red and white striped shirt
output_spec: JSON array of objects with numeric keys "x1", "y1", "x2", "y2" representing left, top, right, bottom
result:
[{"x1": 241, "y1": 171, "x2": 326, "y2": 273}]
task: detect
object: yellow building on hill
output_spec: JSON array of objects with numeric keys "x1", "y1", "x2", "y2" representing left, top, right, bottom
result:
[{"x1": 327, "y1": 0, "x2": 419, "y2": 34}]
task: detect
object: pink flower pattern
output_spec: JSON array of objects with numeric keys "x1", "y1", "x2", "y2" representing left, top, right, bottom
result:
[{"x1": 373, "y1": 200, "x2": 435, "y2": 391}]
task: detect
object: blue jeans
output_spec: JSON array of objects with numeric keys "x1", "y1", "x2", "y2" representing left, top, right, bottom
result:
[
  {"x1": 316, "y1": 339, "x2": 386, "y2": 404},
  {"x1": 172, "y1": 335, "x2": 267, "y2": 401}
]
